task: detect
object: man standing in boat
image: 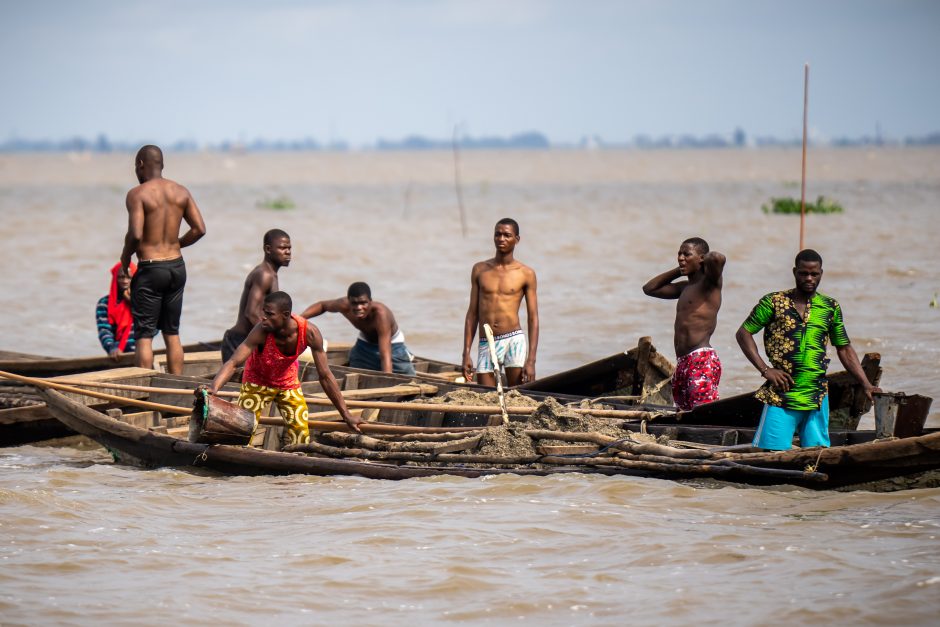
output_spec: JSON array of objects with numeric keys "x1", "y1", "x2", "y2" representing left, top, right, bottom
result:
[
  {"x1": 301, "y1": 282, "x2": 416, "y2": 375},
  {"x1": 221, "y1": 229, "x2": 292, "y2": 363},
  {"x1": 735, "y1": 249, "x2": 879, "y2": 450},
  {"x1": 462, "y1": 218, "x2": 539, "y2": 386},
  {"x1": 120, "y1": 145, "x2": 207, "y2": 375},
  {"x1": 643, "y1": 238, "x2": 726, "y2": 411},
  {"x1": 208, "y1": 291, "x2": 362, "y2": 447}
]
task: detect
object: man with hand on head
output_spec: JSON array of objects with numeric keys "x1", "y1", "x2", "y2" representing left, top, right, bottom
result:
[{"x1": 643, "y1": 237, "x2": 726, "y2": 410}]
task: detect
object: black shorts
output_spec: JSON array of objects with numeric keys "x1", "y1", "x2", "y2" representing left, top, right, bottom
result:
[
  {"x1": 221, "y1": 328, "x2": 248, "y2": 363},
  {"x1": 131, "y1": 257, "x2": 187, "y2": 340}
]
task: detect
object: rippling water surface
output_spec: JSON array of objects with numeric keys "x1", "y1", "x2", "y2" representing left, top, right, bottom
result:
[{"x1": 1, "y1": 149, "x2": 939, "y2": 624}]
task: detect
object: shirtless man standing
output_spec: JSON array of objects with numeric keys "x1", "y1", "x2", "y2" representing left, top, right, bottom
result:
[
  {"x1": 221, "y1": 229, "x2": 291, "y2": 363},
  {"x1": 462, "y1": 218, "x2": 539, "y2": 387},
  {"x1": 642, "y1": 237, "x2": 726, "y2": 410},
  {"x1": 120, "y1": 145, "x2": 206, "y2": 374},
  {"x1": 302, "y1": 282, "x2": 416, "y2": 375}
]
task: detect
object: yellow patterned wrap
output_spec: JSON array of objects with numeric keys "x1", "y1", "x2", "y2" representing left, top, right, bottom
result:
[{"x1": 237, "y1": 382, "x2": 310, "y2": 446}]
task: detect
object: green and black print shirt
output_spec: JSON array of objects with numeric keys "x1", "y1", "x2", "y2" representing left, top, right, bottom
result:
[{"x1": 742, "y1": 289, "x2": 850, "y2": 410}]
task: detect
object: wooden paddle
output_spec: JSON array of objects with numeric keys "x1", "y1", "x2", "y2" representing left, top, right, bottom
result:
[{"x1": 483, "y1": 323, "x2": 509, "y2": 425}]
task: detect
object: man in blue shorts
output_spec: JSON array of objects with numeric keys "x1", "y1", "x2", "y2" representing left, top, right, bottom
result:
[
  {"x1": 301, "y1": 282, "x2": 416, "y2": 375},
  {"x1": 735, "y1": 249, "x2": 879, "y2": 450}
]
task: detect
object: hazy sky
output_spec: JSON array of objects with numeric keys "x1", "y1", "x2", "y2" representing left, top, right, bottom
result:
[{"x1": 1, "y1": 0, "x2": 938, "y2": 146}]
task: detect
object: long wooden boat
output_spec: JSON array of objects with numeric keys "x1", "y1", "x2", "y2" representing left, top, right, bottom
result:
[
  {"x1": 35, "y1": 367, "x2": 939, "y2": 490},
  {"x1": 0, "y1": 339, "x2": 223, "y2": 377}
]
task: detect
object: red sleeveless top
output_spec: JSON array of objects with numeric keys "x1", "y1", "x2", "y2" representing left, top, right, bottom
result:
[{"x1": 242, "y1": 315, "x2": 308, "y2": 390}]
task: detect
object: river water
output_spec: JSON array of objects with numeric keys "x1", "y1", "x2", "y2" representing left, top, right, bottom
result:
[{"x1": 1, "y1": 149, "x2": 939, "y2": 624}]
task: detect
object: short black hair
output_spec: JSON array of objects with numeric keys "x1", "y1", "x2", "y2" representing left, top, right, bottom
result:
[
  {"x1": 496, "y1": 218, "x2": 520, "y2": 236},
  {"x1": 795, "y1": 249, "x2": 823, "y2": 267},
  {"x1": 682, "y1": 237, "x2": 709, "y2": 254},
  {"x1": 264, "y1": 291, "x2": 292, "y2": 313},
  {"x1": 135, "y1": 144, "x2": 163, "y2": 167},
  {"x1": 347, "y1": 282, "x2": 372, "y2": 300},
  {"x1": 263, "y1": 228, "x2": 290, "y2": 246}
]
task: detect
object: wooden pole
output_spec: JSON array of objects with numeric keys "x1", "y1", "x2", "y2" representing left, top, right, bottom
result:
[
  {"x1": 453, "y1": 123, "x2": 468, "y2": 238},
  {"x1": 483, "y1": 323, "x2": 509, "y2": 425},
  {"x1": 800, "y1": 62, "x2": 809, "y2": 250}
]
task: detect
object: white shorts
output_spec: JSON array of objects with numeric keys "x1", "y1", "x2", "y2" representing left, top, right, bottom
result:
[{"x1": 477, "y1": 329, "x2": 527, "y2": 374}]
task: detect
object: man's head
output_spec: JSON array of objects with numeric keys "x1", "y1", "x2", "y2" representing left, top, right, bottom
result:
[
  {"x1": 134, "y1": 145, "x2": 164, "y2": 184},
  {"x1": 494, "y1": 218, "x2": 520, "y2": 254},
  {"x1": 347, "y1": 282, "x2": 373, "y2": 319},
  {"x1": 678, "y1": 237, "x2": 709, "y2": 275},
  {"x1": 261, "y1": 291, "x2": 293, "y2": 331},
  {"x1": 793, "y1": 249, "x2": 824, "y2": 295},
  {"x1": 263, "y1": 229, "x2": 292, "y2": 267}
]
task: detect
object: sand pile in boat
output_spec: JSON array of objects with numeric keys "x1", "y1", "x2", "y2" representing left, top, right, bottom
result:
[
  {"x1": 423, "y1": 388, "x2": 540, "y2": 409},
  {"x1": 474, "y1": 397, "x2": 660, "y2": 459}
]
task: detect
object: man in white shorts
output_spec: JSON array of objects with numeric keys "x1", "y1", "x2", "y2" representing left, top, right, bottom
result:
[{"x1": 462, "y1": 218, "x2": 540, "y2": 387}]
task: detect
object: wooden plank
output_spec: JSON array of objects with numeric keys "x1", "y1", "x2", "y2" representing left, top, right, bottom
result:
[{"x1": 537, "y1": 444, "x2": 600, "y2": 456}]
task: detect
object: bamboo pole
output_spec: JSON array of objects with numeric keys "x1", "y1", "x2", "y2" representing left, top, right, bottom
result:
[
  {"x1": 483, "y1": 323, "x2": 509, "y2": 425},
  {"x1": 800, "y1": 62, "x2": 809, "y2": 250},
  {"x1": 49, "y1": 379, "x2": 437, "y2": 403},
  {"x1": 0, "y1": 369, "x2": 192, "y2": 415}
]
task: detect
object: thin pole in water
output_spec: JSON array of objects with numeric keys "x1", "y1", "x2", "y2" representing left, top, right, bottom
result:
[
  {"x1": 800, "y1": 63, "x2": 809, "y2": 250},
  {"x1": 453, "y1": 124, "x2": 468, "y2": 238}
]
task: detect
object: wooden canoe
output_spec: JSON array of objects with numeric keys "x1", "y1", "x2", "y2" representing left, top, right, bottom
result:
[{"x1": 37, "y1": 384, "x2": 940, "y2": 489}]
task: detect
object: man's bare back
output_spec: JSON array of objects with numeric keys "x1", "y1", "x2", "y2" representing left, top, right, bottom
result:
[
  {"x1": 462, "y1": 219, "x2": 539, "y2": 385},
  {"x1": 120, "y1": 145, "x2": 206, "y2": 375},
  {"x1": 642, "y1": 239, "x2": 725, "y2": 357}
]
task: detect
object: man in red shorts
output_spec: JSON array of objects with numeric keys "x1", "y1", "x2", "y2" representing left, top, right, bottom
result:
[{"x1": 642, "y1": 237, "x2": 726, "y2": 411}]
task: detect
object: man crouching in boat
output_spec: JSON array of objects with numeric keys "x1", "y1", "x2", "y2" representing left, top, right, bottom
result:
[
  {"x1": 735, "y1": 249, "x2": 879, "y2": 451},
  {"x1": 207, "y1": 291, "x2": 362, "y2": 447},
  {"x1": 301, "y1": 282, "x2": 416, "y2": 375}
]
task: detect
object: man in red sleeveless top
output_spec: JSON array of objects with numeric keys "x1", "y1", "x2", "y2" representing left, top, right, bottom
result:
[{"x1": 208, "y1": 291, "x2": 361, "y2": 446}]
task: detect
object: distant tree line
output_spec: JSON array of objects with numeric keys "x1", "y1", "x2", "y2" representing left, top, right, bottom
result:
[{"x1": 2, "y1": 129, "x2": 939, "y2": 153}]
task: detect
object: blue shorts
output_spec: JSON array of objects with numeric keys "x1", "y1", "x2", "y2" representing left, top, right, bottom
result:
[
  {"x1": 752, "y1": 395, "x2": 830, "y2": 450},
  {"x1": 348, "y1": 339, "x2": 416, "y2": 375}
]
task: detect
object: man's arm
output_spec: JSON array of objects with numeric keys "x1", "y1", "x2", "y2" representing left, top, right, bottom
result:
[
  {"x1": 703, "y1": 251, "x2": 726, "y2": 286},
  {"x1": 120, "y1": 191, "x2": 144, "y2": 272},
  {"x1": 642, "y1": 267, "x2": 686, "y2": 299},
  {"x1": 836, "y1": 344, "x2": 881, "y2": 402},
  {"x1": 208, "y1": 326, "x2": 264, "y2": 394},
  {"x1": 96, "y1": 297, "x2": 119, "y2": 359},
  {"x1": 735, "y1": 325, "x2": 793, "y2": 392},
  {"x1": 461, "y1": 265, "x2": 482, "y2": 381},
  {"x1": 300, "y1": 298, "x2": 345, "y2": 319},
  {"x1": 522, "y1": 269, "x2": 539, "y2": 383},
  {"x1": 307, "y1": 323, "x2": 362, "y2": 432},
  {"x1": 178, "y1": 189, "x2": 207, "y2": 249},
  {"x1": 374, "y1": 307, "x2": 394, "y2": 374}
]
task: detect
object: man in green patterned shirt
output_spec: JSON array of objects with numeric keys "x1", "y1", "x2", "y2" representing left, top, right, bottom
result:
[{"x1": 735, "y1": 249, "x2": 879, "y2": 450}]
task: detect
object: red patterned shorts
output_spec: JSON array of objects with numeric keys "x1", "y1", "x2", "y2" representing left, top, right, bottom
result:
[{"x1": 672, "y1": 348, "x2": 722, "y2": 411}]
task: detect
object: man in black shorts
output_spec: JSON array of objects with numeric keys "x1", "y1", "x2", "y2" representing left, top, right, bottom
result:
[{"x1": 120, "y1": 145, "x2": 207, "y2": 374}]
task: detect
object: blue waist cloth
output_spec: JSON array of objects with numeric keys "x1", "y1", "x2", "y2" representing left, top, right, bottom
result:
[{"x1": 348, "y1": 338, "x2": 416, "y2": 375}]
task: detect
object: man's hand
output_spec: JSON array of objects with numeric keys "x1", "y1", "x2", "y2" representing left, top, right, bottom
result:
[
  {"x1": 108, "y1": 348, "x2": 121, "y2": 362},
  {"x1": 863, "y1": 384, "x2": 882, "y2": 403},
  {"x1": 344, "y1": 413, "x2": 363, "y2": 433},
  {"x1": 462, "y1": 354, "x2": 475, "y2": 382},
  {"x1": 763, "y1": 368, "x2": 794, "y2": 392},
  {"x1": 522, "y1": 360, "x2": 536, "y2": 384}
]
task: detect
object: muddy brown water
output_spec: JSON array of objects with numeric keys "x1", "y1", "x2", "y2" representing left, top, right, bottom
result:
[{"x1": 1, "y1": 149, "x2": 939, "y2": 624}]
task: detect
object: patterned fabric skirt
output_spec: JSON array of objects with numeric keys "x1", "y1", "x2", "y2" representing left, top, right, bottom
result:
[{"x1": 237, "y1": 382, "x2": 309, "y2": 446}]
